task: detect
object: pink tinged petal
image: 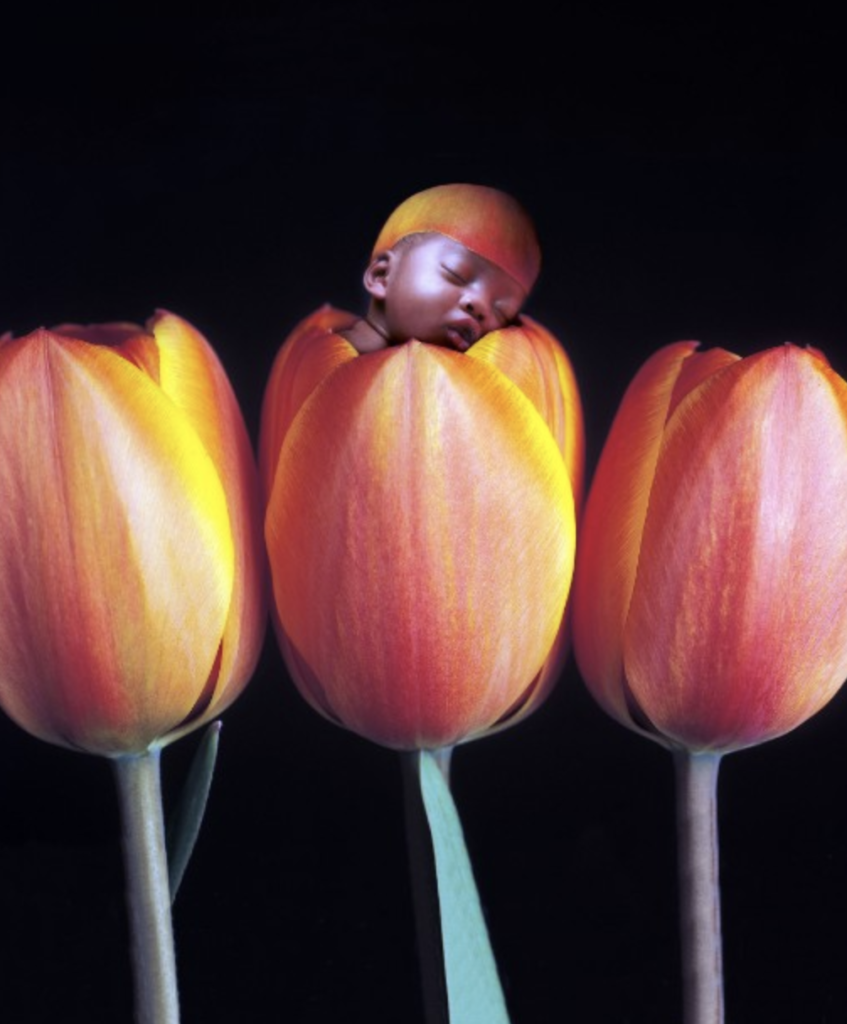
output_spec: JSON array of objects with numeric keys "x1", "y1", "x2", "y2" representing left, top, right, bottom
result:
[
  {"x1": 624, "y1": 345, "x2": 847, "y2": 751},
  {"x1": 266, "y1": 342, "x2": 575, "y2": 750},
  {"x1": 0, "y1": 332, "x2": 235, "y2": 755},
  {"x1": 571, "y1": 341, "x2": 703, "y2": 732}
]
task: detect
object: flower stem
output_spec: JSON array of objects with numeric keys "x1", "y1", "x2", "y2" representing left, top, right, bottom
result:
[
  {"x1": 113, "y1": 749, "x2": 180, "y2": 1024},
  {"x1": 673, "y1": 748, "x2": 724, "y2": 1024},
  {"x1": 401, "y1": 750, "x2": 448, "y2": 1024},
  {"x1": 401, "y1": 748, "x2": 510, "y2": 1024}
]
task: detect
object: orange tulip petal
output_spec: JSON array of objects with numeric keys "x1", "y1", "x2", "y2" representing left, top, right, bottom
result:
[
  {"x1": 468, "y1": 316, "x2": 586, "y2": 720},
  {"x1": 625, "y1": 345, "x2": 847, "y2": 751},
  {"x1": 571, "y1": 341, "x2": 701, "y2": 731},
  {"x1": 266, "y1": 342, "x2": 575, "y2": 749},
  {"x1": 667, "y1": 345, "x2": 740, "y2": 419},
  {"x1": 258, "y1": 305, "x2": 358, "y2": 501},
  {"x1": 468, "y1": 315, "x2": 585, "y2": 508},
  {"x1": 0, "y1": 332, "x2": 235, "y2": 754},
  {"x1": 50, "y1": 321, "x2": 164, "y2": 383},
  {"x1": 146, "y1": 310, "x2": 266, "y2": 727}
]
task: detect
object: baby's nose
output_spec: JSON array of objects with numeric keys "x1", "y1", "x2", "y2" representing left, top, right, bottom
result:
[{"x1": 462, "y1": 296, "x2": 488, "y2": 322}]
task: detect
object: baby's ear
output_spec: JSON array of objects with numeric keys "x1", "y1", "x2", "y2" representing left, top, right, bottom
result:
[{"x1": 363, "y1": 251, "x2": 392, "y2": 299}]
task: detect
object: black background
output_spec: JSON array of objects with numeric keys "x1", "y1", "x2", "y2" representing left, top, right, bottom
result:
[{"x1": 1, "y1": 7, "x2": 845, "y2": 1023}]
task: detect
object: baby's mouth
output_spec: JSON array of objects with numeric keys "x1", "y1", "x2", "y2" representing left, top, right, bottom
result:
[{"x1": 445, "y1": 320, "x2": 478, "y2": 350}]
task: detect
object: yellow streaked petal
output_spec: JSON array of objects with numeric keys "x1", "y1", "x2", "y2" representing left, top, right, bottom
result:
[
  {"x1": 468, "y1": 315, "x2": 585, "y2": 508},
  {"x1": 147, "y1": 310, "x2": 266, "y2": 723}
]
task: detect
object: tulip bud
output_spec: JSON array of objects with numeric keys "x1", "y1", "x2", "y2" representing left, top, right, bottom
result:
[
  {"x1": 572, "y1": 341, "x2": 847, "y2": 752},
  {"x1": 261, "y1": 308, "x2": 583, "y2": 750},
  {"x1": 0, "y1": 310, "x2": 267, "y2": 756}
]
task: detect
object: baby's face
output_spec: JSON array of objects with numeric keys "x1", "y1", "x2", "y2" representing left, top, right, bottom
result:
[{"x1": 378, "y1": 235, "x2": 528, "y2": 352}]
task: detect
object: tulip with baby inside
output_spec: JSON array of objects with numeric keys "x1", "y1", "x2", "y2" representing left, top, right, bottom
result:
[{"x1": 260, "y1": 184, "x2": 584, "y2": 1023}]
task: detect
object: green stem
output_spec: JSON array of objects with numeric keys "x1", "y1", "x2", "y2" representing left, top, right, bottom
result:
[
  {"x1": 431, "y1": 746, "x2": 453, "y2": 784},
  {"x1": 673, "y1": 748, "x2": 724, "y2": 1024},
  {"x1": 401, "y1": 748, "x2": 511, "y2": 1024},
  {"x1": 113, "y1": 749, "x2": 180, "y2": 1024},
  {"x1": 401, "y1": 750, "x2": 448, "y2": 1024}
]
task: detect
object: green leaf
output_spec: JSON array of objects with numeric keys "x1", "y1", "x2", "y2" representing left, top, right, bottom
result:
[
  {"x1": 418, "y1": 749, "x2": 511, "y2": 1024},
  {"x1": 165, "y1": 720, "x2": 221, "y2": 902}
]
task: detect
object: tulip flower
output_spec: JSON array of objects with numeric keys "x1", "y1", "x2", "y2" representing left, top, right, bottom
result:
[
  {"x1": 0, "y1": 310, "x2": 266, "y2": 1024},
  {"x1": 260, "y1": 306, "x2": 582, "y2": 752},
  {"x1": 261, "y1": 305, "x2": 583, "y2": 1022},
  {"x1": 572, "y1": 340, "x2": 847, "y2": 1024}
]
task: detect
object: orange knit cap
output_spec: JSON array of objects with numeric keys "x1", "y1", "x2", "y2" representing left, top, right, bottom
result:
[{"x1": 372, "y1": 183, "x2": 541, "y2": 294}]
